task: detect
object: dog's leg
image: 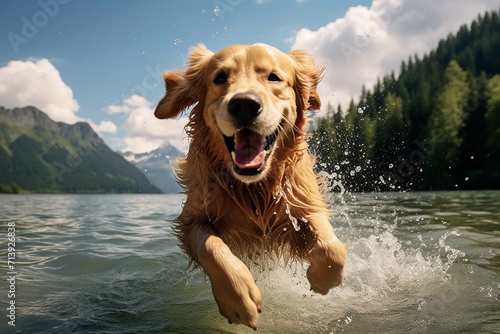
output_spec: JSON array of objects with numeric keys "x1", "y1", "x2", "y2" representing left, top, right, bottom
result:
[
  {"x1": 306, "y1": 217, "x2": 347, "y2": 294},
  {"x1": 189, "y1": 225, "x2": 262, "y2": 329}
]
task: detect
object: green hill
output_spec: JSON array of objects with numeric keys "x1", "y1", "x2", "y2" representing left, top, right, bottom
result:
[
  {"x1": 0, "y1": 106, "x2": 161, "y2": 194},
  {"x1": 310, "y1": 8, "x2": 500, "y2": 192}
]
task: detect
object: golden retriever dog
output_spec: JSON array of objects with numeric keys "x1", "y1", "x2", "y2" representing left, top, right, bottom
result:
[{"x1": 154, "y1": 43, "x2": 346, "y2": 330}]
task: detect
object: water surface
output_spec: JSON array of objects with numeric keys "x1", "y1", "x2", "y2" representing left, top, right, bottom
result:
[{"x1": 0, "y1": 191, "x2": 498, "y2": 333}]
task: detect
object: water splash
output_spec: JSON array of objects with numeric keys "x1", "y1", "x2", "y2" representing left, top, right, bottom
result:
[
  {"x1": 246, "y1": 217, "x2": 466, "y2": 332},
  {"x1": 249, "y1": 170, "x2": 469, "y2": 332},
  {"x1": 437, "y1": 230, "x2": 466, "y2": 272},
  {"x1": 275, "y1": 181, "x2": 301, "y2": 231}
]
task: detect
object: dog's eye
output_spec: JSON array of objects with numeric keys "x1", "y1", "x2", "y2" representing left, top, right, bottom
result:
[
  {"x1": 214, "y1": 72, "x2": 228, "y2": 84},
  {"x1": 268, "y1": 73, "x2": 282, "y2": 82}
]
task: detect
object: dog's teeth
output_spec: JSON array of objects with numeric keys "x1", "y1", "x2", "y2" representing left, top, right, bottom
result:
[{"x1": 231, "y1": 151, "x2": 237, "y2": 161}]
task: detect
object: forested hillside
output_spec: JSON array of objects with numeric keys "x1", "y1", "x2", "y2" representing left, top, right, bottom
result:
[
  {"x1": 0, "y1": 106, "x2": 161, "y2": 194},
  {"x1": 310, "y1": 9, "x2": 500, "y2": 192}
]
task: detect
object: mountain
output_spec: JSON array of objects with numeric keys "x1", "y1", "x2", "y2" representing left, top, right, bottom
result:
[
  {"x1": 120, "y1": 144, "x2": 183, "y2": 194},
  {"x1": 0, "y1": 106, "x2": 161, "y2": 194},
  {"x1": 310, "y1": 8, "x2": 500, "y2": 191}
]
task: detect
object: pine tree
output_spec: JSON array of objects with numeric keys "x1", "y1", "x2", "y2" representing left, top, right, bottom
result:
[
  {"x1": 484, "y1": 74, "x2": 500, "y2": 187},
  {"x1": 424, "y1": 60, "x2": 470, "y2": 188}
]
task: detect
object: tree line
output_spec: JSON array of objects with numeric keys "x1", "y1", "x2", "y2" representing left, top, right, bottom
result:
[{"x1": 309, "y1": 9, "x2": 500, "y2": 192}]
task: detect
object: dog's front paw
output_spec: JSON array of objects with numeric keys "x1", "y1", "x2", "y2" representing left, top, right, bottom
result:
[
  {"x1": 209, "y1": 256, "x2": 262, "y2": 330},
  {"x1": 307, "y1": 238, "x2": 347, "y2": 295}
]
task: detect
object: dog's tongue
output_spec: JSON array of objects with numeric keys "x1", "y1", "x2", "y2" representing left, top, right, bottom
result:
[{"x1": 233, "y1": 129, "x2": 265, "y2": 169}]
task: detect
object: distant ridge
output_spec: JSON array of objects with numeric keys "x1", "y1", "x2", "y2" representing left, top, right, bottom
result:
[
  {"x1": 119, "y1": 144, "x2": 183, "y2": 194},
  {"x1": 0, "y1": 106, "x2": 161, "y2": 194}
]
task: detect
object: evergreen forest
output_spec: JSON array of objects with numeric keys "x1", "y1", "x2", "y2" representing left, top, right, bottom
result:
[{"x1": 309, "y1": 9, "x2": 500, "y2": 192}]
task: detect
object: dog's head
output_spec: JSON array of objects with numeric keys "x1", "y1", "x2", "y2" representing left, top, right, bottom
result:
[{"x1": 155, "y1": 43, "x2": 323, "y2": 183}]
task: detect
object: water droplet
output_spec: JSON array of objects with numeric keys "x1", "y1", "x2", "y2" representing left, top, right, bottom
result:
[
  {"x1": 465, "y1": 177, "x2": 469, "y2": 181},
  {"x1": 331, "y1": 180, "x2": 346, "y2": 195},
  {"x1": 389, "y1": 164, "x2": 394, "y2": 169},
  {"x1": 286, "y1": 202, "x2": 300, "y2": 231},
  {"x1": 357, "y1": 107, "x2": 364, "y2": 114},
  {"x1": 214, "y1": 6, "x2": 220, "y2": 16}
]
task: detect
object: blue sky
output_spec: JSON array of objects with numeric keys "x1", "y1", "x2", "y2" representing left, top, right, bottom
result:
[{"x1": 1, "y1": 0, "x2": 498, "y2": 153}]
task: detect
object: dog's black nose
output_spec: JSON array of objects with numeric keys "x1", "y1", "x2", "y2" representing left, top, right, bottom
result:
[{"x1": 228, "y1": 93, "x2": 262, "y2": 123}]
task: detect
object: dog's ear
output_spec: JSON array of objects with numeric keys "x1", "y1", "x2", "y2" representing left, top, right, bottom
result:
[
  {"x1": 154, "y1": 70, "x2": 191, "y2": 119},
  {"x1": 155, "y1": 44, "x2": 214, "y2": 119},
  {"x1": 287, "y1": 50, "x2": 324, "y2": 112}
]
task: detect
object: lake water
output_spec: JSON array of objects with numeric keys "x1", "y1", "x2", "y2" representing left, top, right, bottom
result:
[{"x1": 0, "y1": 191, "x2": 498, "y2": 333}]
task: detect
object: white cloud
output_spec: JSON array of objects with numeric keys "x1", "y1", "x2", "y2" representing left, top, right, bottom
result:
[
  {"x1": 122, "y1": 136, "x2": 167, "y2": 155},
  {"x1": 0, "y1": 58, "x2": 117, "y2": 135},
  {"x1": 291, "y1": 0, "x2": 500, "y2": 111},
  {"x1": 109, "y1": 94, "x2": 189, "y2": 154},
  {"x1": 106, "y1": 104, "x2": 130, "y2": 114},
  {"x1": 90, "y1": 120, "x2": 117, "y2": 134},
  {"x1": 0, "y1": 58, "x2": 80, "y2": 123},
  {"x1": 105, "y1": 95, "x2": 152, "y2": 115}
]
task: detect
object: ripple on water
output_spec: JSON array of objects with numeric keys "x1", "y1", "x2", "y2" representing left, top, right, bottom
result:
[{"x1": 2, "y1": 192, "x2": 499, "y2": 333}]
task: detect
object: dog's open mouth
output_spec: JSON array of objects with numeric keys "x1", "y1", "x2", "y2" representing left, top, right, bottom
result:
[{"x1": 223, "y1": 128, "x2": 279, "y2": 176}]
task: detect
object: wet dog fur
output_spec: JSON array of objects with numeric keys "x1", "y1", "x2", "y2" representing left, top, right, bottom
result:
[{"x1": 155, "y1": 43, "x2": 346, "y2": 330}]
